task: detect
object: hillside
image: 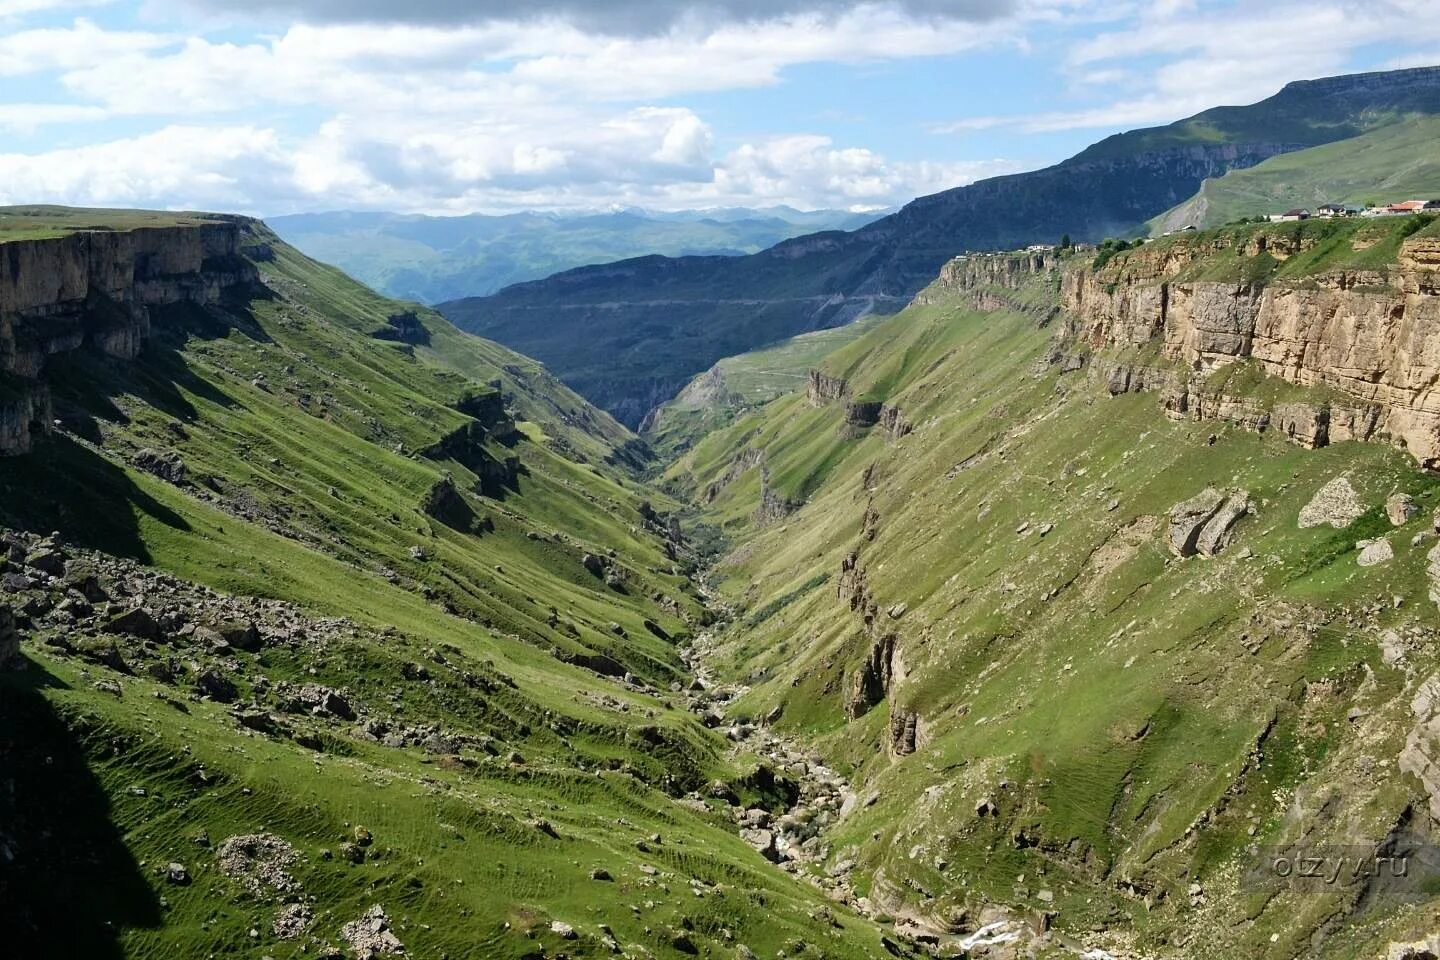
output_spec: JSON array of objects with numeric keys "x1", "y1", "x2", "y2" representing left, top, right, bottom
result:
[
  {"x1": 641, "y1": 317, "x2": 885, "y2": 461},
  {"x1": 269, "y1": 207, "x2": 881, "y2": 305},
  {"x1": 1152, "y1": 116, "x2": 1440, "y2": 231},
  {"x1": 0, "y1": 211, "x2": 904, "y2": 959},
  {"x1": 440, "y1": 65, "x2": 1440, "y2": 427},
  {"x1": 659, "y1": 214, "x2": 1440, "y2": 957}
]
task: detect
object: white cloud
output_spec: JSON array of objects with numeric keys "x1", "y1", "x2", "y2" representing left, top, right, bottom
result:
[
  {"x1": 0, "y1": 125, "x2": 293, "y2": 210},
  {"x1": 0, "y1": 7, "x2": 1025, "y2": 212},
  {"x1": 0, "y1": 18, "x2": 174, "y2": 75},
  {"x1": 933, "y1": 1, "x2": 1440, "y2": 134},
  {"x1": 0, "y1": 102, "x2": 107, "y2": 131}
]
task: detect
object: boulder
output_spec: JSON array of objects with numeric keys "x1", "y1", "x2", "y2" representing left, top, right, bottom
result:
[
  {"x1": 1358, "y1": 538, "x2": 1394, "y2": 567},
  {"x1": 741, "y1": 828, "x2": 778, "y2": 861},
  {"x1": 105, "y1": 607, "x2": 159, "y2": 639},
  {"x1": 1194, "y1": 490, "x2": 1250, "y2": 557},
  {"x1": 1168, "y1": 488, "x2": 1249, "y2": 556},
  {"x1": 1388, "y1": 492, "x2": 1421, "y2": 526},
  {"x1": 133, "y1": 448, "x2": 187, "y2": 484},
  {"x1": 212, "y1": 618, "x2": 262, "y2": 651},
  {"x1": 24, "y1": 548, "x2": 65, "y2": 576},
  {"x1": 195, "y1": 666, "x2": 238, "y2": 703},
  {"x1": 1299, "y1": 477, "x2": 1366, "y2": 529}
]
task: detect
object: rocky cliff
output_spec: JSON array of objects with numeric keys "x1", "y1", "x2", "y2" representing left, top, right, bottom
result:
[
  {"x1": 1, "y1": 219, "x2": 257, "y2": 454},
  {"x1": 1060, "y1": 222, "x2": 1440, "y2": 465}
]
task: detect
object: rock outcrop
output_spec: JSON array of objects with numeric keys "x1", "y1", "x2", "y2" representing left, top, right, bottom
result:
[
  {"x1": 371, "y1": 310, "x2": 429, "y2": 345},
  {"x1": 0, "y1": 220, "x2": 258, "y2": 455},
  {"x1": 753, "y1": 471, "x2": 799, "y2": 526},
  {"x1": 1061, "y1": 228, "x2": 1440, "y2": 465},
  {"x1": 806, "y1": 371, "x2": 849, "y2": 406},
  {"x1": 1168, "y1": 487, "x2": 1251, "y2": 557},
  {"x1": 1401, "y1": 675, "x2": 1440, "y2": 821},
  {"x1": 846, "y1": 633, "x2": 895, "y2": 719},
  {"x1": 702, "y1": 447, "x2": 765, "y2": 504}
]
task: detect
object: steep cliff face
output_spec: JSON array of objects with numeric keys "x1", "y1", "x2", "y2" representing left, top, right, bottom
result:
[
  {"x1": 0, "y1": 220, "x2": 256, "y2": 453},
  {"x1": 1061, "y1": 223, "x2": 1440, "y2": 464}
]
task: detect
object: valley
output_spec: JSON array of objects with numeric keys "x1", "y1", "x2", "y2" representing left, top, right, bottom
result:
[{"x1": 7, "y1": 56, "x2": 1440, "y2": 960}]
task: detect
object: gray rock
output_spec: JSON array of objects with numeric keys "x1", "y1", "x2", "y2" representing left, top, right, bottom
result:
[
  {"x1": 166, "y1": 862, "x2": 190, "y2": 885},
  {"x1": 134, "y1": 448, "x2": 187, "y2": 484},
  {"x1": 1358, "y1": 538, "x2": 1394, "y2": 567},
  {"x1": 740, "y1": 828, "x2": 778, "y2": 862},
  {"x1": 1388, "y1": 492, "x2": 1421, "y2": 526},
  {"x1": 1299, "y1": 477, "x2": 1366, "y2": 529},
  {"x1": 1169, "y1": 487, "x2": 1249, "y2": 556},
  {"x1": 104, "y1": 607, "x2": 158, "y2": 639},
  {"x1": 24, "y1": 548, "x2": 65, "y2": 576},
  {"x1": 1168, "y1": 487, "x2": 1227, "y2": 556},
  {"x1": 341, "y1": 905, "x2": 404, "y2": 957}
]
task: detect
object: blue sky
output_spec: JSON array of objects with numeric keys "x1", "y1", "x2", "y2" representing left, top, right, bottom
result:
[{"x1": 1, "y1": 0, "x2": 1438, "y2": 216}]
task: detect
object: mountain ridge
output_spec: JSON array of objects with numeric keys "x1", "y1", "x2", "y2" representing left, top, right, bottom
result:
[{"x1": 442, "y1": 64, "x2": 1440, "y2": 427}]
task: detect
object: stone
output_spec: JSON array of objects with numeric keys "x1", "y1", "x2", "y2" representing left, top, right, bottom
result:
[
  {"x1": 104, "y1": 607, "x2": 158, "y2": 639},
  {"x1": 216, "y1": 834, "x2": 302, "y2": 897},
  {"x1": 213, "y1": 618, "x2": 262, "y2": 651},
  {"x1": 1169, "y1": 488, "x2": 1249, "y2": 556},
  {"x1": 166, "y1": 862, "x2": 190, "y2": 885},
  {"x1": 1388, "y1": 492, "x2": 1421, "y2": 526},
  {"x1": 551, "y1": 921, "x2": 577, "y2": 939},
  {"x1": 341, "y1": 905, "x2": 405, "y2": 958},
  {"x1": 273, "y1": 903, "x2": 314, "y2": 940},
  {"x1": 582, "y1": 553, "x2": 607, "y2": 575},
  {"x1": 1401, "y1": 676, "x2": 1440, "y2": 822},
  {"x1": 195, "y1": 666, "x2": 238, "y2": 703},
  {"x1": 740, "y1": 828, "x2": 778, "y2": 862},
  {"x1": 24, "y1": 548, "x2": 65, "y2": 576},
  {"x1": 590, "y1": 867, "x2": 612, "y2": 881},
  {"x1": 1299, "y1": 477, "x2": 1366, "y2": 529},
  {"x1": 1357, "y1": 538, "x2": 1394, "y2": 567},
  {"x1": 133, "y1": 448, "x2": 187, "y2": 484},
  {"x1": 1194, "y1": 490, "x2": 1250, "y2": 557},
  {"x1": 1388, "y1": 935, "x2": 1440, "y2": 960},
  {"x1": 1, "y1": 572, "x2": 35, "y2": 592}
]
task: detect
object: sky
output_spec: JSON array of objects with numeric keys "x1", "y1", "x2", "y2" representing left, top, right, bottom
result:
[{"x1": 0, "y1": 0, "x2": 1438, "y2": 217}]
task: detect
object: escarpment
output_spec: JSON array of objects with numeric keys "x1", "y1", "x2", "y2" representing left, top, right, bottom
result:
[
  {"x1": 1059, "y1": 224, "x2": 1440, "y2": 465},
  {"x1": 1, "y1": 220, "x2": 258, "y2": 454}
]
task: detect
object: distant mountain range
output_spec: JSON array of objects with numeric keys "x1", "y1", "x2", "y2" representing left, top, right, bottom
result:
[
  {"x1": 266, "y1": 206, "x2": 884, "y2": 304},
  {"x1": 438, "y1": 65, "x2": 1440, "y2": 427}
]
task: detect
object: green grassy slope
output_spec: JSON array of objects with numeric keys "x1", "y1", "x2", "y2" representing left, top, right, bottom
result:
[
  {"x1": 0, "y1": 220, "x2": 898, "y2": 959},
  {"x1": 665, "y1": 243, "x2": 1440, "y2": 958},
  {"x1": 1151, "y1": 116, "x2": 1440, "y2": 231},
  {"x1": 643, "y1": 317, "x2": 885, "y2": 461}
]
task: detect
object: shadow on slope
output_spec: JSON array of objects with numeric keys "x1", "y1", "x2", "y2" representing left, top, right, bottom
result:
[{"x1": 0, "y1": 663, "x2": 162, "y2": 958}]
